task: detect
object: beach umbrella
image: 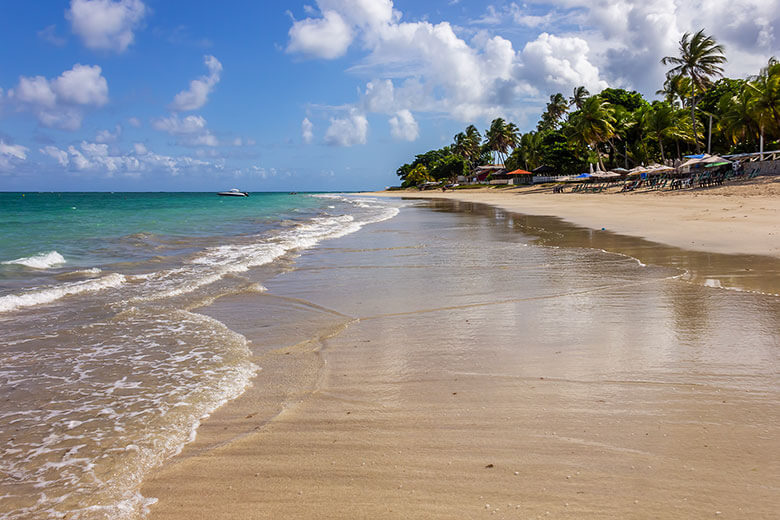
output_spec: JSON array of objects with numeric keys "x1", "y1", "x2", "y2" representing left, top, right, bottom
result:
[{"x1": 679, "y1": 154, "x2": 731, "y2": 169}]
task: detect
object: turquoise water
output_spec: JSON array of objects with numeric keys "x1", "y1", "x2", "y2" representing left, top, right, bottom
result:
[
  {"x1": 0, "y1": 192, "x2": 401, "y2": 519},
  {"x1": 0, "y1": 192, "x2": 325, "y2": 267}
]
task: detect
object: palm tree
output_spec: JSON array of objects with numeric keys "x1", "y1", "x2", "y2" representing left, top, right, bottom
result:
[
  {"x1": 746, "y1": 58, "x2": 780, "y2": 141},
  {"x1": 565, "y1": 96, "x2": 616, "y2": 170},
  {"x1": 662, "y1": 30, "x2": 727, "y2": 152},
  {"x1": 643, "y1": 102, "x2": 687, "y2": 162},
  {"x1": 656, "y1": 75, "x2": 692, "y2": 108},
  {"x1": 484, "y1": 118, "x2": 519, "y2": 165},
  {"x1": 569, "y1": 86, "x2": 590, "y2": 109},
  {"x1": 518, "y1": 131, "x2": 543, "y2": 170},
  {"x1": 545, "y1": 93, "x2": 569, "y2": 127},
  {"x1": 465, "y1": 124, "x2": 482, "y2": 165},
  {"x1": 719, "y1": 86, "x2": 759, "y2": 148},
  {"x1": 608, "y1": 104, "x2": 636, "y2": 167},
  {"x1": 453, "y1": 124, "x2": 483, "y2": 171}
]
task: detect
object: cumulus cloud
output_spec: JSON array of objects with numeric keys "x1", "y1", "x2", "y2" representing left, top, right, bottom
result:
[
  {"x1": 388, "y1": 109, "x2": 419, "y2": 141},
  {"x1": 287, "y1": 10, "x2": 353, "y2": 59},
  {"x1": 0, "y1": 140, "x2": 29, "y2": 171},
  {"x1": 288, "y1": 0, "x2": 780, "y2": 133},
  {"x1": 95, "y1": 124, "x2": 122, "y2": 143},
  {"x1": 324, "y1": 110, "x2": 368, "y2": 146},
  {"x1": 520, "y1": 33, "x2": 608, "y2": 94},
  {"x1": 128, "y1": 116, "x2": 141, "y2": 127},
  {"x1": 169, "y1": 55, "x2": 223, "y2": 111},
  {"x1": 7, "y1": 64, "x2": 109, "y2": 130},
  {"x1": 67, "y1": 0, "x2": 147, "y2": 53},
  {"x1": 286, "y1": 1, "x2": 598, "y2": 125},
  {"x1": 301, "y1": 117, "x2": 314, "y2": 143},
  {"x1": 559, "y1": 0, "x2": 780, "y2": 92},
  {"x1": 152, "y1": 114, "x2": 218, "y2": 146},
  {"x1": 40, "y1": 145, "x2": 70, "y2": 166},
  {"x1": 39, "y1": 141, "x2": 211, "y2": 176},
  {"x1": 153, "y1": 114, "x2": 206, "y2": 134}
]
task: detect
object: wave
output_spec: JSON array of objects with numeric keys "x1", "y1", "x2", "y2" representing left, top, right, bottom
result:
[
  {"x1": 129, "y1": 200, "x2": 400, "y2": 304},
  {"x1": 0, "y1": 273, "x2": 126, "y2": 313},
  {"x1": 2, "y1": 251, "x2": 66, "y2": 269}
]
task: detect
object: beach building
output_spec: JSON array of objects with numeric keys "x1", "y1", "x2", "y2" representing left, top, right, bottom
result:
[{"x1": 504, "y1": 168, "x2": 535, "y2": 185}]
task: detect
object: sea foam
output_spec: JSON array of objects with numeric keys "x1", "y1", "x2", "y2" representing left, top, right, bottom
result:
[
  {"x1": 2, "y1": 251, "x2": 66, "y2": 269},
  {"x1": 0, "y1": 273, "x2": 126, "y2": 313}
]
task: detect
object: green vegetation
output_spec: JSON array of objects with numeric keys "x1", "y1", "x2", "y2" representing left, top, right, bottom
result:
[{"x1": 395, "y1": 31, "x2": 780, "y2": 187}]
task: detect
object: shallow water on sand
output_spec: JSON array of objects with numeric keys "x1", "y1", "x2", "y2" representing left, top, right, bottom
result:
[{"x1": 142, "y1": 197, "x2": 779, "y2": 519}]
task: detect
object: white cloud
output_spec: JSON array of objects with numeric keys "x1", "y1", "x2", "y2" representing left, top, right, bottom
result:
[
  {"x1": 128, "y1": 116, "x2": 141, "y2": 127},
  {"x1": 559, "y1": 0, "x2": 780, "y2": 93},
  {"x1": 288, "y1": 0, "x2": 780, "y2": 131},
  {"x1": 317, "y1": 0, "x2": 396, "y2": 28},
  {"x1": 40, "y1": 145, "x2": 70, "y2": 166},
  {"x1": 169, "y1": 55, "x2": 223, "y2": 111},
  {"x1": 152, "y1": 114, "x2": 218, "y2": 146},
  {"x1": 361, "y1": 79, "x2": 395, "y2": 113},
  {"x1": 287, "y1": 10, "x2": 353, "y2": 59},
  {"x1": 520, "y1": 33, "x2": 608, "y2": 94},
  {"x1": 324, "y1": 110, "x2": 368, "y2": 146},
  {"x1": 95, "y1": 124, "x2": 122, "y2": 143},
  {"x1": 7, "y1": 64, "x2": 109, "y2": 130},
  {"x1": 153, "y1": 114, "x2": 206, "y2": 134},
  {"x1": 287, "y1": 2, "x2": 584, "y2": 123},
  {"x1": 39, "y1": 141, "x2": 211, "y2": 176},
  {"x1": 53, "y1": 64, "x2": 110, "y2": 105},
  {"x1": 0, "y1": 140, "x2": 29, "y2": 171},
  {"x1": 302, "y1": 117, "x2": 314, "y2": 143},
  {"x1": 67, "y1": 0, "x2": 147, "y2": 53},
  {"x1": 388, "y1": 109, "x2": 419, "y2": 141}
]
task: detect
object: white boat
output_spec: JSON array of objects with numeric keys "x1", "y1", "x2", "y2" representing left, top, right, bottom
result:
[{"x1": 217, "y1": 188, "x2": 249, "y2": 197}]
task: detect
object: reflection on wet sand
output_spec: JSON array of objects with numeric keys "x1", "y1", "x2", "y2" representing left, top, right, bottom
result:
[
  {"x1": 144, "y1": 198, "x2": 779, "y2": 520},
  {"x1": 436, "y1": 199, "x2": 780, "y2": 295}
]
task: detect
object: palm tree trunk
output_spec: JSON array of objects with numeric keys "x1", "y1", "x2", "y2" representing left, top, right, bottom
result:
[
  {"x1": 690, "y1": 80, "x2": 700, "y2": 153},
  {"x1": 659, "y1": 139, "x2": 666, "y2": 162}
]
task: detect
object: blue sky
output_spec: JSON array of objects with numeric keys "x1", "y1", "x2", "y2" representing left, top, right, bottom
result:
[{"x1": 1, "y1": 0, "x2": 778, "y2": 191}]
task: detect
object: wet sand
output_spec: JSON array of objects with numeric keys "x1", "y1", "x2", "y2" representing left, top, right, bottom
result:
[
  {"x1": 142, "y1": 199, "x2": 780, "y2": 519},
  {"x1": 369, "y1": 176, "x2": 780, "y2": 258}
]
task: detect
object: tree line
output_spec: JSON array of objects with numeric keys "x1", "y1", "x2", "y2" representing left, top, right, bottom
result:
[{"x1": 396, "y1": 30, "x2": 780, "y2": 187}]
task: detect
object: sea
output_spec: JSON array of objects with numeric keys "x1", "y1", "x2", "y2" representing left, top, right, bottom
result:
[{"x1": 0, "y1": 192, "x2": 400, "y2": 519}]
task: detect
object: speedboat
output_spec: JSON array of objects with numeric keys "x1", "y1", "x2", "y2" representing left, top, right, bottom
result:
[{"x1": 217, "y1": 188, "x2": 249, "y2": 197}]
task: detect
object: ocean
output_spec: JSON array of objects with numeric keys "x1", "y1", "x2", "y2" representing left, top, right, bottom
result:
[{"x1": 0, "y1": 192, "x2": 400, "y2": 519}]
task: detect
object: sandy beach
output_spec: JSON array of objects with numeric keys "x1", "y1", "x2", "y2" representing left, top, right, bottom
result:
[
  {"x1": 369, "y1": 176, "x2": 780, "y2": 258},
  {"x1": 142, "y1": 191, "x2": 780, "y2": 519}
]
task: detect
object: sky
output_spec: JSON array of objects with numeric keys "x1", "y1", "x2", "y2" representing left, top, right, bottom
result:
[{"x1": 0, "y1": 0, "x2": 778, "y2": 191}]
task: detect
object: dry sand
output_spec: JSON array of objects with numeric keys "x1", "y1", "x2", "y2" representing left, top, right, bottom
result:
[{"x1": 369, "y1": 176, "x2": 780, "y2": 258}]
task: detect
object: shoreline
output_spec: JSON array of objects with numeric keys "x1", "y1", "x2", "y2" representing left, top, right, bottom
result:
[
  {"x1": 365, "y1": 176, "x2": 780, "y2": 258},
  {"x1": 141, "y1": 195, "x2": 780, "y2": 519}
]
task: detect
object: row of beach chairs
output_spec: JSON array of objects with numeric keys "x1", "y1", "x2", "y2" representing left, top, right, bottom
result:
[{"x1": 554, "y1": 166, "x2": 763, "y2": 194}]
